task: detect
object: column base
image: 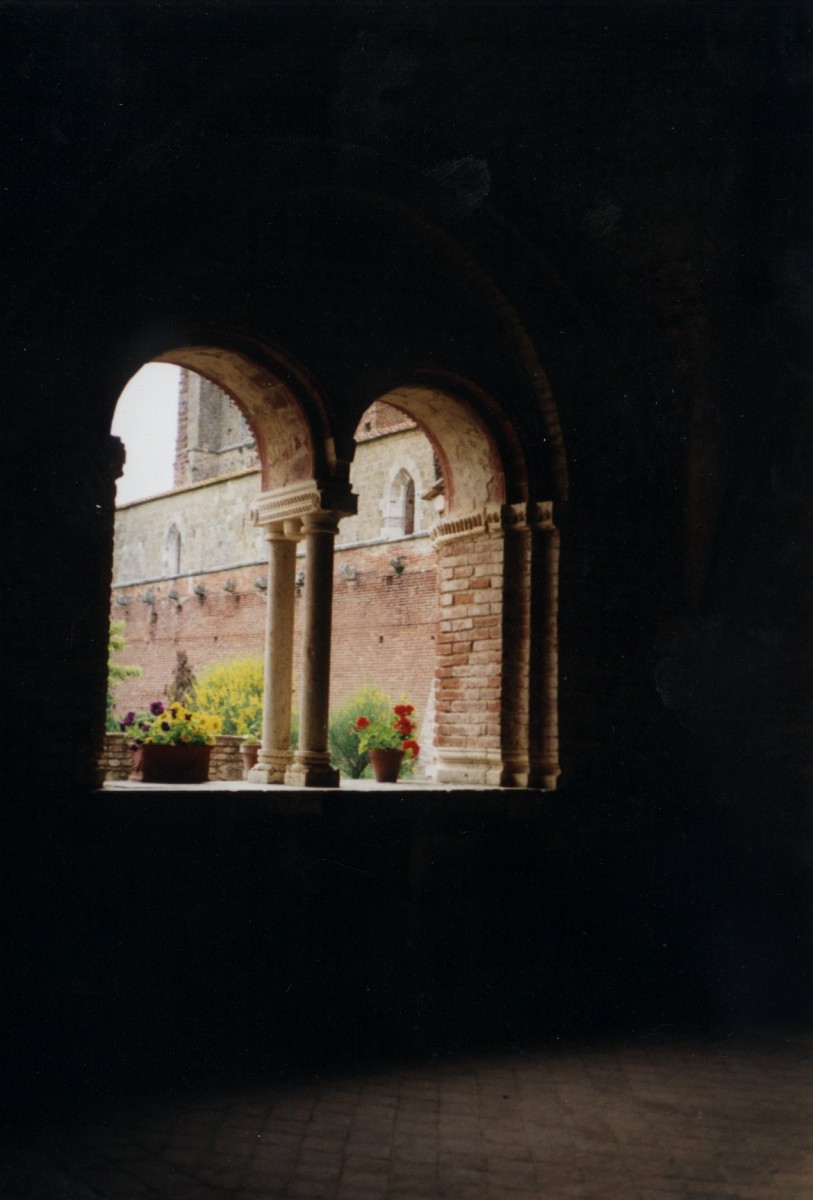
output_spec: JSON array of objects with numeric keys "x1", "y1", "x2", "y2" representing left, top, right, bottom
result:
[
  {"x1": 248, "y1": 751, "x2": 292, "y2": 784},
  {"x1": 525, "y1": 762, "x2": 560, "y2": 790},
  {"x1": 433, "y1": 748, "x2": 504, "y2": 786},
  {"x1": 499, "y1": 756, "x2": 530, "y2": 788},
  {"x1": 285, "y1": 751, "x2": 340, "y2": 789}
]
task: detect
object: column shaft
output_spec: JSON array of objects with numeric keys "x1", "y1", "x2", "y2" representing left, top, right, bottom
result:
[
  {"x1": 527, "y1": 520, "x2": 561, "y2": 789},
  {"x1": 286, "y1": 511, "x2": 341, "y2": 787},
  {"x1": 249, "y1": 526, "x2": 298, "y2": 784}
]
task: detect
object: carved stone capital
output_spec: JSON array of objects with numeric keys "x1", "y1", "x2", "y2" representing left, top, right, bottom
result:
[
  {"x1": 501, "y1": 500, "x2": 555, "y2": 532},
  {"x1": 250, "y1": 479, "x2": 357, "y2": 528},
  {"x1": 429, "y1": 505, "x2": 503, "y2": 546},
  {"x1": 300, "y1": 509, "x2": 343, "y2": 537}
]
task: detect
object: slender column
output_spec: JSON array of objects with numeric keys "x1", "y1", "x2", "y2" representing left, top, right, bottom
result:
[
  {"x1": 499, "y1": 507, "x2": 532, "y2": 787},
  {"x1": 285, "y1": 510, "x2": 342, "y2": 788},
  {"x1": 248, "y1": 522, "x2": 299, "y2": 784},
  {"x1": 527, "y1": 503, "x2": 561, "y2": 789}
]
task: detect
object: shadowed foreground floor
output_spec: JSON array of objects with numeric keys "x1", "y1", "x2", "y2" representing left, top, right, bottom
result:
[{"x1": 3, "y1": 1036, "x2": 812, "y2": 1199}]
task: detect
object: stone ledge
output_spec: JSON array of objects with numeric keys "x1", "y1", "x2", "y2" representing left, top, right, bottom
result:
[{"x1": 96, "y1": 781, "x2": 550, "y2": 823}]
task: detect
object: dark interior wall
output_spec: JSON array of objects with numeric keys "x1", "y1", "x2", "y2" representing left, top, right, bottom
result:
[{"x1": 1, "y1": 1, "x2": 810, "y2": 1100}]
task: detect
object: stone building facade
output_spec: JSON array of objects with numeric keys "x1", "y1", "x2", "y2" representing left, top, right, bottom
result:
[{"x1": 111, "y1": 372, "x2": 443, "y2": 748}]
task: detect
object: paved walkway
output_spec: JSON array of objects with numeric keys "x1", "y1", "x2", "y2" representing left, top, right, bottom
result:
[{"x1": 3, "y1": 1037, "x2": 812, "y2": 1199}]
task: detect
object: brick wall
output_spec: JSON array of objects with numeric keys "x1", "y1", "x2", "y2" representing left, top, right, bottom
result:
[
  {"x1": 109, "y1": 536, "x2": 439, "y2": 748},
  {"x1": 435, "y1": 534, "x2": 504, "y2": 757}
]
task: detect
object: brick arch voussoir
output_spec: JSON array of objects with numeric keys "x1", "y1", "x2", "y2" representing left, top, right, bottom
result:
[
  {"x1": 152, "y1": 343, "x2": 336, "y2": 493},
  {"x1": 377, "y1": 386, "x2": 502, "y2": 518},
  {"x1": 315, "y1": 184, "x2": 568, "y2": 503}
]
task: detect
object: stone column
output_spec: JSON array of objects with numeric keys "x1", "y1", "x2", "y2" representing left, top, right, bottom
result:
[
  {"x1": 248, "y1": 521, "x2": 299, "y2": 784},
  {"x1": 499, "y1": 505, "x2": 532, "y2": 787},
  {"x1": 285, "y1": 510, "x2": 342, "y2": 788},
  {"x1": 527, "y1": 503, "x2": 561, "y2": 789}
]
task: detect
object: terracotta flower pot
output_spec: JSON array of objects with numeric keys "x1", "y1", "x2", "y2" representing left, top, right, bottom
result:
[
  {"x1": 129, "y1": 743, "x2": 211, "y2": 784},
  {"x1": 240, "y1": 742, "x2": 259, "y2": 777},
  {"x1": 369, "y1": 747, "x2": 405, "y2": 783}
]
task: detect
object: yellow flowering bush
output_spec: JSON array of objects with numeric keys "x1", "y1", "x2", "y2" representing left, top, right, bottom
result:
[
  {"x1": 193, "y1": 657, "x2": 264, "y2": 738},
  {"x1": 120, "y1": 700, "x2": 222, "y2": 746}
]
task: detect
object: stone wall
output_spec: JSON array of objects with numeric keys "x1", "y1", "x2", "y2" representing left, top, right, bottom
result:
[
  {"x1": 114, "y1": 422, "x2": 439, "y2": 585},
  {"x1": 340, "y1": 415, "x2": 439, "y2": 545},
  {"x1": 98, "y1": 732, "x2": 132, "y2": 781}
]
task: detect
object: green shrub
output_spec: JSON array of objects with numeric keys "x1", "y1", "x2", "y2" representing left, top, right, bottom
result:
[
  {"x1": 106, "y1": 620, "x2": 142, "y2": 731},
  {"x1": 328, "y1": 685, "x2": 394, "y2": 778}
]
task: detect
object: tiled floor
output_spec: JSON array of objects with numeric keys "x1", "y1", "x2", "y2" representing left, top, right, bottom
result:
[{"x1": 3, "y1": 1037, "x2": 812, "y2": 1199}]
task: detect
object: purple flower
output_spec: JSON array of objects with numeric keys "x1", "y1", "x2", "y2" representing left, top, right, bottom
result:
[
  {"x1": 160, "y1": 721, "x2": 170, "y2": 732},
  {"x1": 150, "y1": 701, "x2": 165, "y2": 716},
  {"x1": 140, "y1": 722, "x2": 150, "y2": 732},
  {"x1": 123, "y1": 712, "x2": 136, "y2": 727}
]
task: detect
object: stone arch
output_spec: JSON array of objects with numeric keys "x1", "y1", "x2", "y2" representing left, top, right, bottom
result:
[
  {"x1": 362, "y1": 378, "x2": 557, "y2": 788},
  {"x1": 34, "y1": 129, "x2": 579, "y2": 791},
  {"x1": 150, "y1": 343, "x2": 333, "y2": 493},
  {"x1": 376, "y1": 381, "x2": 509, "y2": 519}
]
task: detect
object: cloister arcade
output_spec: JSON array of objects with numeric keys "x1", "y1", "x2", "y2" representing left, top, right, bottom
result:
[{"x1": 137, "y1": 346, "x2": 563, "y2": 788}]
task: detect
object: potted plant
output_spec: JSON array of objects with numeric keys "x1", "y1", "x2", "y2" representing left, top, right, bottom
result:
[
  {"x1": 239, "y1": 717, "x2": 261, "y2": 776},
  {"x1": 121, "y1": 700, "x2": 222, "y2": 783},
  {"x1": 352, "y1": 703, "x2": 420, "y2": 783}
]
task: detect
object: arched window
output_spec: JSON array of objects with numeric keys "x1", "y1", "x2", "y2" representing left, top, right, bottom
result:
[
  {"x1": 400, "y1": 470, "x2": 416, "y2": 536},
  {"x1": 163, "y1": 523, "x2": 182, "y2": 577},
  {"x1": 382, "y1": 468, "x2": 417, "y2": 538}
]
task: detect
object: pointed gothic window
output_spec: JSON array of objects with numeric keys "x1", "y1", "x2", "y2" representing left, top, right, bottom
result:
[{"x1": 164, "y1": 523, "x2": 182, "y2": 577}]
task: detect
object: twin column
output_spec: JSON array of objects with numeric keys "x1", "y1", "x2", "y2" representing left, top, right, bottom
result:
[{"x1": 249, "y1": 501, "x2": 347, "y2": 788}]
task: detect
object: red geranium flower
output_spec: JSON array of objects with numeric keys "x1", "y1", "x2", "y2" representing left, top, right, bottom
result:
[
  {"x1": 355, "y1": 715, "x2": 370, "y2": 730},
  {"x1": 394, "y1": 704, "x2": 414, "y2": 717},
  {"x1": 402, "y1": 739, "x2": 420, "y2": 758}
]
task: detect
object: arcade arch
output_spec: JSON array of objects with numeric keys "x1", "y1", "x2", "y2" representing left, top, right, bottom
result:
[{"x1": 112, "y1": 347, "x2": 560, "y2": 789}]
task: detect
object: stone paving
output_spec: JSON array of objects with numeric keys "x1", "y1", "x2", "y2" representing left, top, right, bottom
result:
[{"x1": 3, "y1": 1037, "x2": 812, "y2": 1199}]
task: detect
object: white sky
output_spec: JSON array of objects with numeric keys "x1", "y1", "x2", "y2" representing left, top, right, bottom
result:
[{"x1": 111, "y1": 363, "x2": 181, "y2": 504}]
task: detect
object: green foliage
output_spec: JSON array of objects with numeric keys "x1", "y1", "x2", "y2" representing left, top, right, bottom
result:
[
  {"x1": 106, "y1": 620, "x2": 142, "y2": 731},
  {"x1": 194, "y1": 656, "x2": 264, "y2": 736},
  {"x1": 328, "y1": 685, "x2": 394, "y2": 779}
]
